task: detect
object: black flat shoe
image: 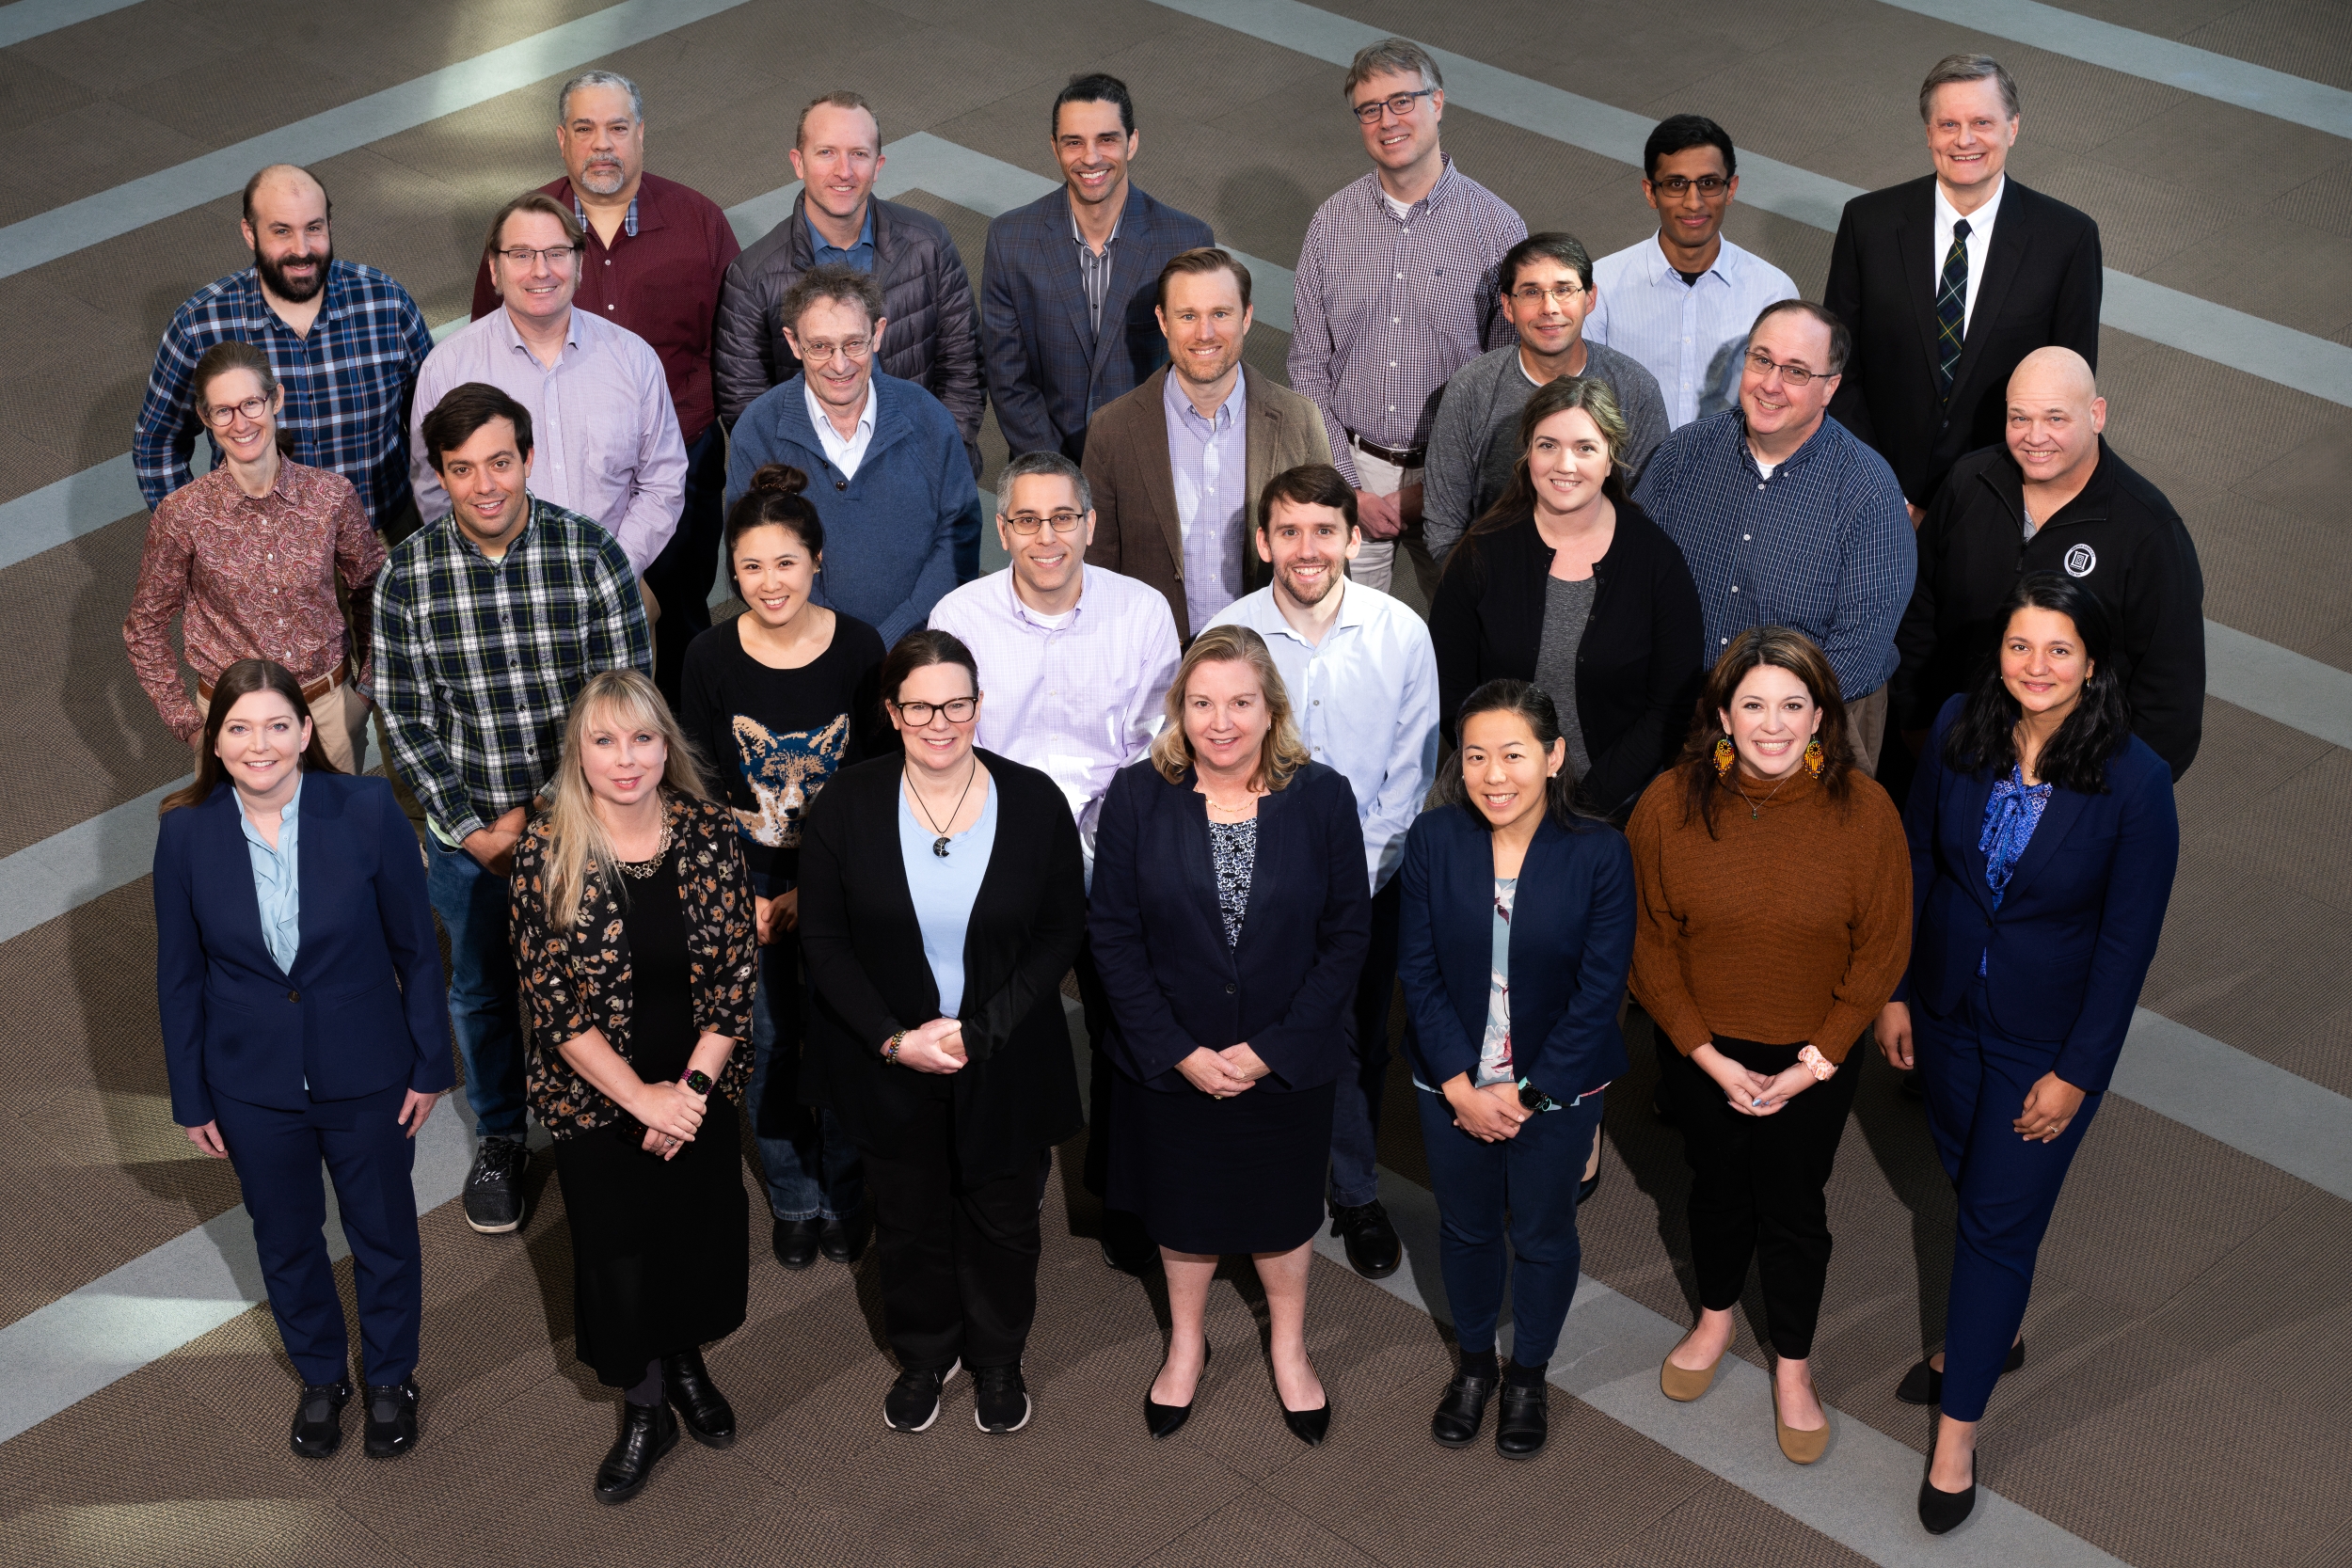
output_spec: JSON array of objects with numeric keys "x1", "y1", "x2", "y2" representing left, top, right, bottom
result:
[
  {"x1": 1578, "y1": 1171, "x2": 1601, "y2": 1203},
  {"x1": 361, "y1": 1378, "x2": 420, "y2": 1459},
  {"x1": 662, "y1": 1347, "x2": 736, "y2": 1449},
  {"x1": 1145, "y1": 1342, "x2": 1209, "y2": 1440},
  {"x1": 819, "y1": 1209, "x2": 869, "y2": 1264},
  {"x1": 1899, "y1": 1069, "x2": 1927, "y2": 1102},
  {"x1": 289, "y1": 1378, "x2": 351, "y2": 1459},
  {"x1": 1918, "y1": 1436, "x2": 1978, "y2": 1534},
  {"x1": 772, "y1": 1217, "x2": 820, "y2": 1271},
  {"x1": 1896, "y1": 1339, "x2": 2024, "y2": 1405},
  {"x1": 1429, "y1": 1370, "x2": 1494, "y2": 1448},
  {"x1": 1329, "y1": 1199, "x2": 1401, "y2": 1279},
  {"x1": 1495, "y1": 1380, "x2": 1549, "y2": 1460},
  {"x1": 1280, "y1": 1398, "x2": 1331, "y2": 1448},
  {"x1": 595, "y1": 1399, "x2": 678, "y2": 1505}
]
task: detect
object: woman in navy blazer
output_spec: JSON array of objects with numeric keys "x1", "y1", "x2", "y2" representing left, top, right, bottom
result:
[
  {"x1": 152, "y1": 658, "x2": 452, "y2": 1463},
  {"x1": 1876, "y1": 575, "x2": 2178, "y2": 1533},
  {"x1": 1398, "y1": 680, "x2": 1633, "y2": 1461},
  {"x1": 1090, "y1": 626, "x2": 1371, "y2": 1448}
]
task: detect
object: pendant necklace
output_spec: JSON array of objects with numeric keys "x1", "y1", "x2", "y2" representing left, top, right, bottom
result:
[
  {"x1": 1730, "y1": 770, "x2": 1793, "y2": 821},
  {"x1": 908, "y1": 755, "x2": 978, "y2": 857}
]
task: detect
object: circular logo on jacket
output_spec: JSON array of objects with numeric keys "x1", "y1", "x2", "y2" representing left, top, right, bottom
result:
[{"x1": 2063, "y1": 543, "x2": 2097, "y2": 578}]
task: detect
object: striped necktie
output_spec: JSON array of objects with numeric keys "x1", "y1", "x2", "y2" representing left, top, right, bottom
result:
[{"x1": 1935, "y1": 218, "x2": 1972, "y2": 398}]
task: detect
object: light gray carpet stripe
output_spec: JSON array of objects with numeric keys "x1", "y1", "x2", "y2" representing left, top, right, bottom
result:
[
  {"x1": 2202, "y1": 619, "x2": 2352, "y2": 752},
  {"x1": 0, "y1": 0, "x2": 146, "y2": 51},
  {"x1": 1147, "y1": 0, "x2": 2352, "y2": 412},
  {"x1": 0, "y1": 0, "x2": 755, "y2": 281},
  {"x1": 1875, "y1": 0, "x2": 2352, "y2": 140},
  {"x1": 2117, "y1": 1007, "x2": 2352, "y2": 1201}
]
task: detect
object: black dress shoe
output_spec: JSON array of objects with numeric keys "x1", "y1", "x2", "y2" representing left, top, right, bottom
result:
[
  {"x1": 819, "y1": 1209, "x2": 869, "y2": 1264},
  {"x1": 1429, "y1": 1370, "x2": 1495, "y2": 1448},
  {"x1": 662, "y1": 1347, "x2": 736, "y2": 1449},
  {"x1": 1328, "y1": 1199, "x2": 1401, "y2": 1279},
  {"x1": 595, "y1": 1399, "x2": 678, "y2": 1505},
  {"x1": 1145, "y1": 1342, "x2": 1209, "y2": 1440},
  {"x1": 1896, "y1": 1339, "x2": 2024, "y2": 1406},
  {"x1": 1495, "y1": 1380, "x2": 1549, "y2": 1460},
  {"x1": 1899, "y1": 1069, "x2": 1927, "y2": 1102},
  {"x1": 289, "y1": 1378, "x2": 351, "y2": 1459},
  {"x1": 1280, "y1": 1398, "x2": 1332, "y2": 1448},
  {"x1": 361, "y1": 1378, "x2": 420, "y2": 1459},
  {"x1": 1917, "y1": 1437, "x2": 1978, "y2": 1534},
  {"x1": 772, "y1": 1217, "x2": 820, "y2": 1271}
]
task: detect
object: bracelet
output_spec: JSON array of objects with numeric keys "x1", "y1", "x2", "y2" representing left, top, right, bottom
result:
[
  {"x1": 882, "y1": 1030, "x2": 907, "y2": 1064},
  {"x1": 1797, "y1": 1044, "x2": 1836, "y2": 1081}
]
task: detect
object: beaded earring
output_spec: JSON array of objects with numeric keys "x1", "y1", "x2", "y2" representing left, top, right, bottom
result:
[
  {"x1": 1712, "y1": 736, "x2": 1735, "y2": 777},
  {"x1": 1804, "y1": 736, "x2": 1825, "y2": 778}
]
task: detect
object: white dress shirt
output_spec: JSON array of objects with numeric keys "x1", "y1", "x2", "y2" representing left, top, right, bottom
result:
[
  {"x1": 1205, "y1": 580, "x2": 1439, "y2": 894},
  {"x1": 804, "y1": 378, "x2": 879, "y2": 479},
  {"x1": 1588, "y1": 233, "x2": 1799, "y2": 430},
  {"x1": 1931, "y1": 175, "x2": 2006, "y2": 336}
]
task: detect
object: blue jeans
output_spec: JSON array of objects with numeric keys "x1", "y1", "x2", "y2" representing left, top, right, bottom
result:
[
  {"x1": 1328, "y1": 877, "x2": 1402, "y2": 1208},
  {"x1": 1416, "y1": 1083, "x2": 1604, "y2": 1367},
  {"x1": 748, "y1": 931, "x2": 863, "y2": 1222},
  {"x1": 425, "y1": 834, "x2": 528, "y2": 1140}
]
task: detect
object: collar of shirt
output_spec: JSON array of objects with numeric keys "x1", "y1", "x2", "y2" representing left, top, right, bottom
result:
[
  {"x1": 448, "y1": 496, "x2": 543, "y2": 566},
  {"x1": 237, "y1": 773, "x2": 304, "y2": 844},
  {"x1": 1362, "y1": 152, "x2": 1458, "y2": 222},
  {"x1": 1637, "y1": 230, "x2": 1744, "y2": 290},
  {"x1": 240, "y1": 259, "x2": 349, "y2": 333},
  {"x1": 1071, "y1": 207, "x2": 1123, "y2": 253},
  {"x1": 1004, "y1": 568, "x2": 1093, "y2": 631},
  {"x1": 810, "y1": 201, "x2": 875, "y2": 261},
  {"x1": 803, "y1": 377, "x2": 877, "y2": 466},
  {"x1": 495, "y1": 301, "x2": 580, "y2": 366},
  {"x1": 1161, "y1": 364, "x2": 1245, "y2": 436},
  {"x1": 573, "y1": 189, "x2": 641, "y2": 240},
  {"x1": 1740, "y1": 413, "x2": 1832, "y2": 478},
  {"x1": 1222, "y1": 577, "x2": 1375, "y2": 650},
  {"x1": 1932, "y1": 175, "x2": 2006, "y2": 325}
]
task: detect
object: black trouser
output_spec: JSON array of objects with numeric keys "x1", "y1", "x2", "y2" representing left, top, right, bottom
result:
[
  {"x1": 863, "y1": 1093, "x2": 1043, "y2": 1373},
  {"x1": 1073, "y1": 936, "x2": 1117, "y2": 1198},
  {"x1": 645, "y1": 420, "x2": 729, "y2": 707},
  {"x1": 1666, "y1": 1036, "x2": 1862, "y2": 1359}
]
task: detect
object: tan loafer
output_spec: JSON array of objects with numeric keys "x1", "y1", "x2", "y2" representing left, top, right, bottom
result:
[
  {"x1": 1772, "y1": 1383, "x2": 1830, "y2": 1465},
  {"x1": 1660, "y1": 1350, "x2": 1721, "y2": 1402}
]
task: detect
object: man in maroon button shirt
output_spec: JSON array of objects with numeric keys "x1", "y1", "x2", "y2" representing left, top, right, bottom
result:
[{"x1": 470, "y1": 69, "x2": 742, "y2": 705}]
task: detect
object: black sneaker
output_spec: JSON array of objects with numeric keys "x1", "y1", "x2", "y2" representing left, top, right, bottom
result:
[
  {"x1": 362, "y1": 1378, "x2": 420, "y2": 1459},
  {"x1": 883, "y1": 1358, "x2": 960, "y2": 1433},
  {"x1": 972, "y1": 1364, "x2": 1031, "y2": 1433},
  {"x1": 1328, "y1": 1199, "x2": 1402, "y2": 1279},
  {"x1": 289, "y1": 1378, "x2": 351, "y2": 1459},
  {"x1": 462, "y1": 1136, "x2": 529, "y2": 1234}
]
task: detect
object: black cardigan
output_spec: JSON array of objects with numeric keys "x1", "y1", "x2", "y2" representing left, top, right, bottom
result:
[
  {"x1": 1429, "y1": 503, "x2": 1706, "y2": 819},
  {"x1": 796, "y1": 749, "x2": 1088, "y2": 1182}
]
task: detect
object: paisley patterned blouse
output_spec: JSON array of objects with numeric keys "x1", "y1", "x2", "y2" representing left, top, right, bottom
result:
[{"x1": 509, "y1": 792, "x2": 758, "y2": 1140}]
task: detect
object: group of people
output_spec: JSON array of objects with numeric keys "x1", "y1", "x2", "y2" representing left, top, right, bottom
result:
[{"x1": 137, "y1": 40, "x2": 2197, "y2": 1537}]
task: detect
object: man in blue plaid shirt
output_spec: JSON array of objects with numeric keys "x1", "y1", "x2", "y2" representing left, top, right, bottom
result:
[
  {"x1": 135, "y1": 164, "x2": 433, "y2": 535},
  {"x1": 373, "y1": 383, "x2": 652, "y2": 1235}
]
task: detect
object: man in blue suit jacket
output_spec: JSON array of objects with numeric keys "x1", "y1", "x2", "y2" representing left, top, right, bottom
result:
[{"x1": 982, "y1": 73, "x2": 1215, "y2": 461}]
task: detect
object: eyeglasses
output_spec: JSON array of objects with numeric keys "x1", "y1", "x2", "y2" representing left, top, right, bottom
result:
[
  {"x1": 1649, "y1": 175, "x2": 1731, "y2": 198},
  {"x1": 1510, "y1": 282, "x2": 1587, "y2": 306},
  {"x1": 889, "y1": 696, "x2": 977, "y2": 725},
  {"x1": 797, "y1": 337, "x2": 872, "y2": 365},
  {"x1": 199, "y1": 395, "x2": 273, "y2": 427},
  {"x1": 1744, "y1": 347, "x2": 1829, "y2": 387},
  {"x1": 498, "y1": 245, "x2": 580, "y2": 268},
  {"x1": 1002, "y1": 510, "x2": 1086, "y2": 536},
  {"x1": 1350, "y1": 87, "x2": 1436, "y2": 123}
]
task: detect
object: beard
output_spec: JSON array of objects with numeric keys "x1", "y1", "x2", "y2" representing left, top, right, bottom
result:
[
  {"x1": 1278, "y1": 561, "x2": 1342, "y2": 608},
  {"x1": 254, "y1": 242, "x2": 331, "y2": 304},
  {"x1": 576, "y1": 158, "x2": 628, "y2": 197}
]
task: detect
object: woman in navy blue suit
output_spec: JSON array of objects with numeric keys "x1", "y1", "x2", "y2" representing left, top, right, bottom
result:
[
  {"x1": 1397, "y1": 680, "x2": 1634, "y2": 1461},
  {"x1": 1876, "y1": 575, "x2": 2179, "y2": 1533},
  {"x1": 153, "y1": 658, "x2": 453, "y2": 1463},
  {"x1": 1090, "y1": 625, "x2": 1371, "y2": 1448}
]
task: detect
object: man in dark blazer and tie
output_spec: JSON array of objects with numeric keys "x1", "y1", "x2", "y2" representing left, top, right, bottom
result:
[
  {"x1": 1823, "y1": 54, "x2": 2102, "y2": 522},
  {"x1": 981, "y1": 72, "x2": 1214, "y2": 462}
]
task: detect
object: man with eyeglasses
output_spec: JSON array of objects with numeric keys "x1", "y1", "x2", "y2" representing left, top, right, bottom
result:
[
  {"x1": 464, "y1": 70, "x2": 740, "y2": 707},
  {"x1": 726, "y1": 265, "x2": 981, "y2": 644},
  {"x1": 1587, "y1": 116, "x2": 1798, "y2": 432},
  {"x1": 1635, "y1": 301, "x2": 1914, "y2": 775},
  {"x1": 927, "y1": 450, "x2": 1180, "y2": 1271},
  {"x1": 135, "y1": 163, "x2": 434, "y2": 539},
  {"x1": 1423, "y1": 232, "x2": 1671, "y2": 564},
  {"x1": 1290, "y1": 37, "x2": 1526, "y2": 606},
  {"x1": 1080, "y1": 248, "x2": 1331, "y2": 642},
  {"x1": 412, "y1": 191, "x2": 686, "y2": 579}
]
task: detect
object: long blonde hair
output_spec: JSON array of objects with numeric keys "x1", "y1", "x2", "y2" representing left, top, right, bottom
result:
[
  {"x1": 1148, "y1": 625, "x2": 1311, "y2": 792},
  {"x1": 542, "y1": 670, "x2": 711, "y2": 929}
]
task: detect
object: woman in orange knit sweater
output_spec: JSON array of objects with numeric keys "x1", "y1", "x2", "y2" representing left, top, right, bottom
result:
[{"x1": 1625, "y1": 627, "x2": 1910, "y2": 1465}]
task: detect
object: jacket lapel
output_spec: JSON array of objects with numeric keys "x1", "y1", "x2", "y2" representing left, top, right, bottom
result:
[
  {"x1": 1087, "y1": 186, "x2": 1152, "y2": 382},
  {"x1": 205, "y1": 787, "x2": 273, "y2": 967},
  {"x1": 1949, "y1": 209, "x2": 2034, "y2": 400},
  {"x1": 1176, "y1": 768, "x2": 1237, "y2": 973},
  {"x1": 1240, "y1": 367, "x2": 1278, "y2": 596},
  {"x1": 1036, "y1": 196, "x2": 1096, "y2": 364},
  {"x1": 1951, "y1": 763, "x2": 2000, "y2": 920},
  {"x1": 1896, "y1": 182, "x2": 1943, "y2": 380},
  {"x1": 1137, "y1": 368, "x2": 1186, "y2": 577},
  {"x1": 1995, "y1": 784, "x2": 2089, "y2": 911}
]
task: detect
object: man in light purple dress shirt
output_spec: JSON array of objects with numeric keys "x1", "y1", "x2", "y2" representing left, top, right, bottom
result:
[
  {"x1": 927, "y1": 449, "x2": 1179, "y2": 1272},
  {"x1": 410, "y1": 191, "x2": 686, "y2": 578},
  {"x1": 1163, "y1": 362, "x2": 1248, "y2": 635}
]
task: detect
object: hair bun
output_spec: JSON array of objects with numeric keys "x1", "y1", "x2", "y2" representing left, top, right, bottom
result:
[{"x1": 749, "y1": 463, "x2": 808, "y2": 499}]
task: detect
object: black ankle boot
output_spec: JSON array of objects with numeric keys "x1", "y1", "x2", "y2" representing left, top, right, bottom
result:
[
  {"x1": 662, "y1": 1347, "x2": 736, "y2": 1449},
  {"x1": 594, "y1": 1399, "x2": 678, "y2": 1505},
  {"x1": 1495, "y1": 1368, "x2": 1549, "y2": 1460}
]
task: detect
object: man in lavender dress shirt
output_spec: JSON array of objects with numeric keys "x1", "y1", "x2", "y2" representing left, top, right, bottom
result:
[
  {"x1": 929, "y1": 450, "x2": 1179, "y2": 1271},
  {"x1": 410, "y1": 191, "x2": 686, "y2": 579}
]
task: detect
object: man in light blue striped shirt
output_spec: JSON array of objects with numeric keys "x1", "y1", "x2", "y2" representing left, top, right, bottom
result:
[{"x1": 1588, "y1": 116, "x2": 1797, "y2": 431}]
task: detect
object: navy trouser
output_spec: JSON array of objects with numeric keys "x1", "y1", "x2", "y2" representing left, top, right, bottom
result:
[
  {"x1": 1415, "y1": 1083, "x2": 1604, "y2": 1367},
  {"x1": 425, "y1": 834, "x2": 527, "y2": 1139},
  {"x1": 212, "y1": 1080, "x2": 422, "y2": 1387},
  {"x1": 1329, "y1": 878, "x2": 1403, "y2": 1209},
  {"x1": 747, "y1": 931, "x2": 864, "y2": 1223},
  {"x1": 1917, "y1": 977, "x2": 2102, "y2": 1421}
]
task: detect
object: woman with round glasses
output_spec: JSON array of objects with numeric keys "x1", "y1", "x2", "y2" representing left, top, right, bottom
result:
[
  {"x1": 797, "y1": 629, "x2": 1088, "y2": 1438},
  {"x1": 125, "y1": 339, "x2": 384, "y2": 773}
]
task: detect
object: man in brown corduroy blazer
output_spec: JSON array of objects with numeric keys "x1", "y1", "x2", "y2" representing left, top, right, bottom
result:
[{"x1": 1082, "y1": 247, "x2": 1331, "y2": 643}]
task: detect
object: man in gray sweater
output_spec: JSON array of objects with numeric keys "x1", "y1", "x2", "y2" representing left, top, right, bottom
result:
[{"x1": 1422, "y1": 232, "x2": 1669, "y2": 563}]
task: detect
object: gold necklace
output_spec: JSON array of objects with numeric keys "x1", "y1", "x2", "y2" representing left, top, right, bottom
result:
[{"x1": 613, "y1": 810, "x2": 674, "y2": 878}]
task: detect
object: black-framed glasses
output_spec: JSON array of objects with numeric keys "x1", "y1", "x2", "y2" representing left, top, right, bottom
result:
[
  {"x1": 1350, "y1": 86, "x2": 1436, "y2": 123},
  {"x1": 498, "y1": 244, "x2": 580, "y2": 268},
  {"x1": 1002, "y1": 509, "x2": 1087, "y2": 536},
  {"x1": 199, "y1": 395, "x2": 273, "y2": 427},
  {"x1": 1650, "y1": 175, "x2": 1730, "y2": 198},
  {"x1": 889, "y1": 696, "x2": 977, "y2": 725},
  {"x1": 1744, "y1": 347, "x2": 1826, "y2": 387},
  {"x1": 1510, "y1": 282, "x2": 1587, "y2": 306}
]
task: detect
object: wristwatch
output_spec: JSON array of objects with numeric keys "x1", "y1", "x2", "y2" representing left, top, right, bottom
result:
[
  {"x1": 1516, "y1": 1077, "x2": 1559, "y2": 1114},
  {"x1": 680, "y1": 1069, "x2": 713, "y2": 1096}
]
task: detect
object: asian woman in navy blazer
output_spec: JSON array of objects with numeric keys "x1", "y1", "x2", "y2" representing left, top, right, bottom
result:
[
  {"x1": 152, "y1": 658, "x2": 453, "y2": 1463},
  {"x1": 1397, "y1": 680, "x2": 1633, "y2": 1462},
  {"x1": 1875, "y1": 576, "x2": 2178, "y2": 1533},
  {"x1": 1089, "y1": 626, "x2": 1371, "y2": 1449}
]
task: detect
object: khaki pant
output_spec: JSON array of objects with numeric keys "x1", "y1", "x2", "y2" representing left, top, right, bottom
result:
[
  {"x1": 1845, "y1": 684, "x2": 1888, "y2": 781},
  {"x1": 1346, "y1": 446, "x2": 1440, "y2": 611},
  {"x1": 196, "y1": 677, "x2": 371, "y2": 776}
]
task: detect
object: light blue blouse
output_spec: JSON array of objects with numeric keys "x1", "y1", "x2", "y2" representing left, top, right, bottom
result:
[
  {"x1": 898, "y1": 777, "x2": 1000, "y2": 1017},
  {"x1": 238, "y1": 777, "x2": 303, "y2": 975}
]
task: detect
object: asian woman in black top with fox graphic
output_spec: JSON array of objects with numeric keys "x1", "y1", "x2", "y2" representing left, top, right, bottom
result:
[{"x1": 681, "y1": 464, "x2": 887, "y2": 1273}]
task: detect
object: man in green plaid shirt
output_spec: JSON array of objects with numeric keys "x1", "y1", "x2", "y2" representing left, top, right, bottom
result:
[{"x1": 372, "y1": 382, "x2": 651, "y2": 1236}]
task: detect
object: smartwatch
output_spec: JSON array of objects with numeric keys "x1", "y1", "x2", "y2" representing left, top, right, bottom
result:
[
  {"x1": 1516, "y1": 1078, "x2": 1559, "y2": 1114},
  {"x1": 680, "y1": 1069, "x2": 713, "y2": 1096}
]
